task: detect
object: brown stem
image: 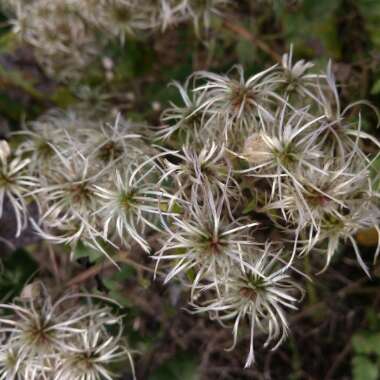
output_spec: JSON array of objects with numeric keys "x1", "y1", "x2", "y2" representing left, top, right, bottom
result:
[
  {"x1": 222, "y1": 19, "x2": 282, "y2": 64},
  {"x1": 290, "y1": 277, "x2": 369, "y2": 324},
  {"x1": 66, "y1": 260, "x2": 113, "y2": 288},
  {"x1": 65, "y1": 251, "x2": 165, "y2": 288},
  {"x1": 324, "y1": 339, "x2": 352, "y2": 380}
]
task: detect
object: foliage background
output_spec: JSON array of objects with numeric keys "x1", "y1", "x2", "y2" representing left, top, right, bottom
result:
[{"x1": 1, "y1": 1, "x2": 380, "y2": 379}]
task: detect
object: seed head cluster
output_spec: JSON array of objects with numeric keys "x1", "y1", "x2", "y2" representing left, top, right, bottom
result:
[
  {"x1": 154, "y1": 50, "x2": 380, "y2": 366},
  {"x1": 1, "y1": 50, "x2": 379, "y2": 368},
  {"x1": 0, "y1": 283, "x2": 134, "y2": 380},
  {"x1": 2, "y1": 0, "x2": 230, "y2": 78},
  {"x1": 8, "y1": 112, "x2": 169, "y2": 261}
]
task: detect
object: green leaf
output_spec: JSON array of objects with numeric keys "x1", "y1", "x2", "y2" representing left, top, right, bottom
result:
[
  {"x1": 357, "y1": 0, "x2": 380, "y2": 48},
  {"x1": 353, "y1": 333, "x2": 380, "y2": 356},
  {"x1": 371, "y1": 79, "x2": 380, "y2": 95},
  {"x1": 236, "y1": 38, "x2": 256, "y2": 66},
  {"x1": 149, "y1": 353, "x2": 200, "y2": 380},
  {"x1": 366, "y1": 310, "x2": 380, "y2": 331},
  {"x1": 352, "y1": 356, "x2": 379, "y2": 380},
  {"x1": 275, "y1": 0, "x2": 341, "y2": 59},
  {"x1": 72, "y1": 241, "x2": 103, "y2": 263},
  {"x1": 102, "y1": 265, "x2": 136, "y2": 307},
  {"x1": 370, "y1": 157, "x2": 380, "y2": 191},
  {"x1": 302, "y1": 0, "x2": 341, "y2": 16},
  {"x1": 0, "y1": 65, "x2": 43, "y2": 99},
  {"x1": 0, "y1": 249, "x2": 38, "y2": 301},
  {"x1": 243, "y1": 197, "x2": 257, "y2": 214},
  {"x1": 0, "y1": 31, "x2": 18, "y2": 52},
  {"x1": 50, "y1": 87, "x2": 76, "y2": 108}
]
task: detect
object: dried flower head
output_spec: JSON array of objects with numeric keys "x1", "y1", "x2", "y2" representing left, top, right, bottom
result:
[
  {"x1": 193, "y1": 65, "x2": 280, "y2": 144},
  {"x1": 94, "y1": 161, "x2": 172, "y2": 252},
  {"x1": 155, "y1": 49, "x2": 380, "y2": 367},
  {"x1": 158, "y1": 79, "x2": 209, "y2": 144},
  {"x1": 0, "y1": 140, "x2": 36, "y2": 237},
  {"x1": 155, "y1": 189, "x2": 258, "y2": 296},
  {"x1": 159, "y1": 142, "x2": 238, "y2": 200},
  {"x1": 0, "y1": 46, "x2": 379, "y2": 371},
  {"x1": 0, "y1": 283, "x2": 135, "y2": 380},
  {"x1": 192, "y1": 246, "x2": 304, "y2": 367},
  {"x1": 3, "y1": 0, "x2": 231, "y2": 79},
  {"x1": 54, "y1": 316, "x2": 134, "y2": 380}
]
